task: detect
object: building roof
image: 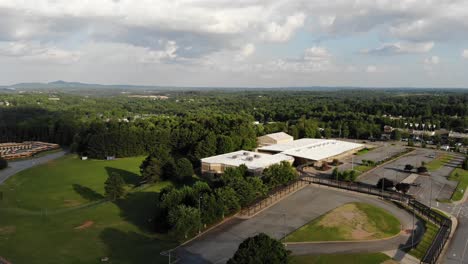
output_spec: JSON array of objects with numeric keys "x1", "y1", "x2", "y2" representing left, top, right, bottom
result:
[
  {"x1": 259, "y1": 132, "x2": 294, "y2": 141},
  {"x1": 259, "y1": 139, "x2": 363, "y2": 161},
  {"x1": 201, "y1": 150, "x2": 294, "y2": 171}
]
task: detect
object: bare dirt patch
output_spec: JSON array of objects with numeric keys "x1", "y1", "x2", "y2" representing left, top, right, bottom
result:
[
  {"x1": 74, "y1": 220, "x2": 94, "y2": 230},
  {"x1": 318, "y1": 203, "x2": 376, "y2": 240},
  {"x1": 64, "y1": 199, "x2": 82, "y2": 207},
  {"x1": 0, "y1": 226, "x2": 16, "y2": 235}
]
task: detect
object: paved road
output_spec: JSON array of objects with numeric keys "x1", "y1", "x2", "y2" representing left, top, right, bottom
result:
[
  {"x1": 176, "y1": 185, "x2": 422, "y2": 264},
  {"x1": 0, "y1": 150, "x2": 67, "y2": 184},
  {"x1": 444, "y1": 201, "x2": 468, "y2": 264}
]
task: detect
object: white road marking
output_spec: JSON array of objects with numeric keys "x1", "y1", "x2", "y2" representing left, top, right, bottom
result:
[{"x1": 461, "y1": 237, "x2": 468, "y2": 263}]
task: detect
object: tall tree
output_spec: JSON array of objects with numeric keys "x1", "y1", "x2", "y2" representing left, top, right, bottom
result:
[
  {"x1": 104, "y1": 172, "x2": 125, "y2": 201},
  {"x1": 168, "y1": 204, "x2": 200, "y2": 239},
  {"x1": 0, "y1": 157, "x2": 8, "y2": 170},
  {"x1": 175, "y1": 158, "x2": 194, "y2": 182},
  {"x1": 228, "y1": 233, "x2": 291, "y2": 264}
]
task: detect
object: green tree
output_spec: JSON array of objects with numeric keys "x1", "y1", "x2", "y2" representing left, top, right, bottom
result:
[
  {"x1": 0, "y1": 157, "x2": 8, "y2": 170},
  {"x1": 140, "y1": 156, "x2": 162, "y2": 183},
  {"x1": 228, "y1": 233, "x2": 291, "y2": 264},
  {"x1": 168, "y1": 204, "x2": 200, "y2": 239},
  {"x1": 104, "y1": 173, "x2": 125, "y2": 201},
  {"x1": 392, "y1": 130, "x2": 401, "y2": 140},
  {"x1": 217, "y1": 135, "x2": 234, "y2": 154},
  {"x1": 262, "y1": 161, "x2": 298, "y2": 189},
  {"x1": 215, "y1": 187, "x2": 241, "y2": 217},
  {"x1": 175, "y1": 158, "x2": 194, "y2": 182}
]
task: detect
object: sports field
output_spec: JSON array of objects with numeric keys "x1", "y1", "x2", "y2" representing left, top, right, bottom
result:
[
  {"x1": 0, "y1": 155, "x2": 176, "y2": 264},
  {"x1": 284, "y1": 202, "x2": 401, "y2": 242}
]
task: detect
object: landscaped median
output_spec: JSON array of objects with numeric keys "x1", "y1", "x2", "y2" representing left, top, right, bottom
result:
[
  {"x1": 449, "y1": 167, "x2": 468, "y2": 202},
  {"x1": 283, "y1": 203, "x2": 401, "y2": 242},
  {"x1": 290, "y1": 252, "x2": 395, "y2": 264},
  {"x1": 426, "y1": 153, "x2": 454, "y2": 171}
]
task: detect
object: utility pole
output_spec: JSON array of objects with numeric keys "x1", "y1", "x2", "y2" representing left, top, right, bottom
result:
[
  {"x1": 351, "y1": 156, "x2": 354, "y2": 171},
  {"x1": 412, "y1": 204, "x2": 415, "y2": 247}
]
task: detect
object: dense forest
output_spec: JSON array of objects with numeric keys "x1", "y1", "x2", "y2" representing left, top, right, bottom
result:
[{"x1": 0, "y1": 89, "x2": 467, "y2": 161}]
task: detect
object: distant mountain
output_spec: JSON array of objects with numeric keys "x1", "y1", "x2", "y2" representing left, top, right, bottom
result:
[{"x1": 8, "y1": 80, "x2": 157, "y2": 89}]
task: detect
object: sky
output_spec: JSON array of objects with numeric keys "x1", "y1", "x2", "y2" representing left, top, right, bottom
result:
[{"x1": 1, "y1": 0, "x2": 468, "y2": 88}]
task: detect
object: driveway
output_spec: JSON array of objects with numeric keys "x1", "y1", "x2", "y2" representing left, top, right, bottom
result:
[
  {"x1": 176, "y1": 185, "x2": 421, "y2": 264},
  {"x1": 0, "y1": 150, "x2": 67, "y2": 184}
]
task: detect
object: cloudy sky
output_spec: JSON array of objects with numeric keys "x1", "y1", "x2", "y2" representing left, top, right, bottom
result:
[{"x1": 1, "y1": 0, "x2": 468, "y2": 88}]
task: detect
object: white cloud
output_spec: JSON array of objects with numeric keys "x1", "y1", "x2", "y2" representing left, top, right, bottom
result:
[
  {"x1": 0, "y1": 41, "x2": 80, "y2": 63},
  {"x1": 363, "y1": 41, "x2": 434, "y2": 55},
  {"x1": 261, "y1": 13, "x2": 306, "y2": 42},
  {"x1": 240, "y1": 43, "x2": 255, "y2": 58},
  {"x1": 424, "y1": 56, "x2": 440, "y2": 65},
  {"x1": 304, "y1": 46, "x2": 331, "y2": 61},
  {"x1": 462, "y1": 50, "x2": 468, "y2": 59},
  {"x1": 140, "y1": 40, "x2": 178, "y2": 63},
  {"x1": 366, "y1": 65, "x2": 377, "y2": 73}
]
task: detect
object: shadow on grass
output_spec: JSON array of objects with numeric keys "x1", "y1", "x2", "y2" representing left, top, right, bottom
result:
[
  {"x1": 72, "y1": 184, "x2": 104, "y2": 201},
  {"x1": 105, "y1": 167, "x2": 142, "y2": 186},
  {"x1": 99, "y1": 228, "x2": 176, "y2": 264},
  {"x1": 115, "y1": 191, "x2": 161, "y2": 232}
]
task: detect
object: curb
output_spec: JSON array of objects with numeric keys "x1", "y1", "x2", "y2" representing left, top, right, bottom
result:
[{"x1": 283, "y1": 231, "x2": 404, "y2": 245}]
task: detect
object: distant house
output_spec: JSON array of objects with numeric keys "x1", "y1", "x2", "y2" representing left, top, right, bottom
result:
[
  {"x1": 383, "y1": 125, "x2": 394, "y2": 134},
  {"x1": 257, "y1": 132, "x2": 294, "y2": 147},
  {"x1": 81, "y1": 156, "x2": 88, "y2": 160},
  {"x1": 106, "y1": 156, "x2": 115, "y2": 160}
]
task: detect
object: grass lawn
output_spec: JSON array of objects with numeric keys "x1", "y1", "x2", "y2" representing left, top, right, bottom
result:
[
  {"x1": 408, "y1": 220, "x2": 438, "y2": 260},
  {"x1": 426, "y1": 154, "x2": 453, "y2": 171},
  {"x1": 356, "y1": 148, "x2": 373, "y2": 156},
  {"x1": 0, "y1": 155, "x2": 177, "y2": 264},
  {"x1": 448, "y1": 168, "x2": 468, "y2": 201},
  {"x1": 290, "y1": 253, "x2": 393, "y2": 264},
  {"x1": 284, "y1": 203, "x2": 400, "y2": 242},
  {"x1": 353, "y1": 165, "x2": 374, "y2": 175},
  {"x1": 0, "y1": 155, "x2": 148, "y2": 210}
]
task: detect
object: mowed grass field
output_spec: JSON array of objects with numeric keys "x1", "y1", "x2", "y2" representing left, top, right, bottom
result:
[
  {"x1": 291, "y1": 253, "x2": 394, "y2": 264},
  {"x1": 284, "y1": 203, "x2": 400, "y2": 242},
  {"x1": 0, "y1": 155, "x2": 146, "y2": 210},
  {"x1": 0, "y1": 155, "x2": 176, "y2": 264}
]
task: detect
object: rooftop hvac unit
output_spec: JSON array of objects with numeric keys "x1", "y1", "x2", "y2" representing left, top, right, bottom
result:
[
  {"x1": 254, "y1": 154, "x2": 260, "y2": 158},
  {"x1": 231, "y1": 155, "x2": 238, "y2": 159},
  {"x1": 243, "y1": 152, "x2": 249, "y2": 156},
  {"x1": 246, "y1": 156, "x2": 254, "y2": 161}
]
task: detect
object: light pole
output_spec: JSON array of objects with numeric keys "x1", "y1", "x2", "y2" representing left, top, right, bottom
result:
[
  {"x1": 429, "y1": 173, "x2": 433, "y2": 208},
  {"x1": 198, "y1": 195, "x2": 202, "y2": 234}
]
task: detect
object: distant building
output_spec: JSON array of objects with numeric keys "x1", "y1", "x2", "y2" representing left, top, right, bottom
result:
[
  {"x1": 201, "y1": 150, "x2": 294, "y2": 176},
  {"x1": 258, "y1": 138, "x2": 363, "y2": 166},
  {"x1": 257, "y1": 132, "x2": 294, "y2": 147},
  {"x1": 383, "y1": 125, "x2": 394, "y2": 134}
]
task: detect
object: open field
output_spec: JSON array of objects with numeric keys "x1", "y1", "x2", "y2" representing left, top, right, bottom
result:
[
  {"x1": 449, "y1": 168, "x2": 468, "y2": 201},
  {"x1": 0, "y1": 155, "x2": 176, "y2": 264},
  {"x1": 284, "y1": 202, "x2": 400, "y2": 242},
  {"x1": 426, "y1": 154, "x2": 454, "y2": 171},
  {"x1": 291, "y1": 253, "x2": 394, "y2": 264},
  {"x1": 0, "y1": 155, "x2": 147, "y2": 210}
]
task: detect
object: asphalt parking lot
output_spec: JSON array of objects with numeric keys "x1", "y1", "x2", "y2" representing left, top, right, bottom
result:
[{"x1": 176, "y1": 185, "x2": 419, "y2": 264}]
